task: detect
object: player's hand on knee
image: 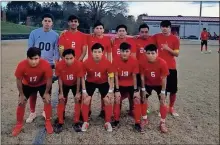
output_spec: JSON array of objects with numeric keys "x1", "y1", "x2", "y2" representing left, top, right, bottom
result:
[
  {"x1": 75, "y1": 93, "x2": 81, "y2": 102},
  {"x1": 159, "y1": 93, "x2": 166, "y2": 104},
  {"x1": 83, "y1": 96, "x2": 91, "y2": 105},
  {"x1": 142, "y1": 90, "x2": 149, "y2": 98},
  {"x1": 43, "y1": 93, "x2": 51, "y2": 103},
  {"x1": 133, "y1": 92, "x2": 141, "y2": 104},
  {"x1": 114, "y1": 92, "x2": 121, "y2": 104},
  {"x1": 18, "y1": 94, "x2": 27, "y2": 105},
  {"x1": 58, "y1": 93, "x2": 65, "y2": 100}
]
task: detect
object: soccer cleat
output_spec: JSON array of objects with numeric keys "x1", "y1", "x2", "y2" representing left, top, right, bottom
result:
[
  {"x1": 98, "y1": 110, "x2": 105, "y2": 119},
  {"x1": 73, "y1": 123, "x2": 82, "y2": 132},
  {"x1": 54, "y1": 123, "x2": 63, "y2": 134},
  {"x1": 104, "y1": 122, "x2": 113, "y2": 132},
  {"x1": 160, "y1": 122, "x2": 168, "y2": 133},
  {"x1": 169, "y1": 107, "x2": 179, "y2": 117},
  {"x1": 26, "y1": 112, "x2": 37, "y2": 123},
  {"x1": 12, "y1": 123, "x2": 23, "y2": 136},
  {"x1": 81, "y1": 122, "x2": 89, "y2": 132},
  {"x1": 111, "y1": 121, "x2": 119, "y2": 128},
  {"x1": 45, "y1": 120, "x2": 53, "y2": 134},
  {"x1": 141, "y1": 119, "x2": 149, "y2": 128},
  {"x1": 42, "y1": 111, "x2": 46, "y2": 119},
  {"x1": 147, "y1": 109, "x2": 151, "y2": 114},
  {"x1": 134, "y1": 123, "x2": 144, "y2": 133}
]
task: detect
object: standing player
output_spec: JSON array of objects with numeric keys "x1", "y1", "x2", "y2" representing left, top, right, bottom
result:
[
  {"x1": 81, "y1": 43, "x2": 114, "y2": 132},
  {"x1": 111, "y1": 24, "x2": 137, "y2": 115},
  {"x1": 27, "y1": 13, "x2": 60, "y2": 123},
  {"x1": 150, "y1": 20, "x2": 180, "y2": 117},
  {"x1": 12, "y1": 47, "x2": 53, "y2": 136},
  {"x1": 87, "y1": 21, "x2": 112, "y2": 118},
  {"x1": 111, "y1": 42, "x2": 142, "y2": 132},
  {"x1": 139, "y1": 44, "x2": 169, "y2": 133},
  {"x1": 58, "y1": 15, "x2": 87, "y2": 61},
  {"x1": 200, "y1": 28, "x2": 209, "y2": 53},
  {"x1": 53, "y1": 49, "x2": 84, "y2": 133}
]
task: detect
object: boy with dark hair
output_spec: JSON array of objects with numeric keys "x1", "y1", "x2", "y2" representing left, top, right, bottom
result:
[{"x1": 12, "y1": 47, "x2": 53, "y2": 136}]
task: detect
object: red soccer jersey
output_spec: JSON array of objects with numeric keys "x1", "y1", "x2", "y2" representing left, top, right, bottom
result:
[
  {"x1": 112, "y1": 37, "x2": 136, "y2": 60},
  {"x1": 201, "y1": 31, "x2": 209, "y2": 40},
  {"x1": 55, "y1": 59, "x2": 84, "y2": 86},
  {"x1": 58, "y1": 31, "x2": 87, "y2": 60},
  {"x1": 83, "y1": 57, "x2": 114, "y2": 84},
  {"x1": 150, "y1": 33, "x2": 180, "y2": 69},
  {"x1": 113, "y1": 56, "x2": 139, "y2": 87},
  {"x1": 87, "y1": 35, "x2": 111, "y2": 59},
  {"x1": 139, "y1": 57, "x2": 169, "y2": 86},
  {"x1": 15, "y1": 59, "x2": 52, "y2": 87},
  {"x1": 134, "y1": 36, "x2": 152, "y2": 60}
]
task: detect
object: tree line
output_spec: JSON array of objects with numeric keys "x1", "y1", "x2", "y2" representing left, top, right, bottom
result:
[{"x1": 2, "y1": 1, "x2": 148, "y2": 34}]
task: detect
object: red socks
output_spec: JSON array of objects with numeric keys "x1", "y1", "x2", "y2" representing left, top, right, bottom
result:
[
  {"x1": 104, "y1": 105, "x2": 113, "y2": 123},
  {"x1": 29, "y1": 95, "x2": 37, "y2": 113},
  {"x1": 81, "y1": 104, "x2": 89, "y2": 122},
  {"x1": 169, "y1": 94, "x2": 176, "y2": 108},
  {"x1": 134, "y1": 103, "x2": 141, "y2": 124},
  {"x1": 57, "y1": 103, "x2": 65, "y2": 124},
  {"x1": 141, "y1": 103, "x2": 148, "y2": 117},
  {"x1": 160, "y1": 105, "x2": 167, "y2": 119},
  {"x1": 44, "y1": 104, "x2": 52, "y2": 120},
  {"x1": 16, "y1": 105, "x2": 25, "y2": 124},
  {"x1": 113, "y1": 104, "x2": 120, "y2": 121},
  {"x1": 74, "y1": 103, "x2": 81, "y2": 123}
]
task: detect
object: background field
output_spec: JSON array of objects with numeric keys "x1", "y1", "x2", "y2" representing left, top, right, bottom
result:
[{"x1": 1, "y1": 39, "x2": 219, "y2": 144}]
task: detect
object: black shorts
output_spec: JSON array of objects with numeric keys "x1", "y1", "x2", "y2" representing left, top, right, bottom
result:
[
  {"x1": 22, "y1": 84, "x2": 51, "y2": 99},
  {"x1": 86, "y1": 81, "x2": 109, "y2": 97},
  {"x1": 117, "y1": 86, "x2": 134, "y2": 100},
  {"x1": 201, "y1": 40, "x2": 207, "y2": 46},
  {"x1": 136, "y1": 74, "x2": 142, "y2": 88},
  {"x1": 62, "y1": 84, "x2": 77, "y2": 98},
  {"x1": 166, "y1": 69, "x2": 178, "y2": 94},
  {"x1": 144, "y1": 85, "x2": 162, "y2": 98}
]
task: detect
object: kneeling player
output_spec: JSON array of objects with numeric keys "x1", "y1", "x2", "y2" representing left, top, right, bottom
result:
[
  {"x1": 112, "y1": 42, "x2": 142, "y2": 132},
  {"x1": 54, "y1": 49, "x2": 84, "y2": 133},
  {"x1": 81, "y1": 43, "x2": 114, "y2": 132},
  {"x1": 139, "y1": 44, "x2": 169, "y2": 133},
  {"x1": 12, "y1": 47, "x2": 53, "y2": 136}
]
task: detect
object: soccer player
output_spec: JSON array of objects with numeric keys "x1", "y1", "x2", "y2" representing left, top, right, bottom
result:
[
  {"x1": 111, "y1": 42, "x2": 142, "y2": 132},
  {"x1": 58, "y1": 15, "x2": 87, "y2": 61},
  {"x1": 111, "y1": 24, "x2": 137, "y2": 115},
  {"x1": 27, "y1": 13, "x2": 60, "y2": 123},
  {"x1": 81, "y1": 43, "x2": 114, "y2": 132},
  {"x1": 139, "y1": 44, "x2": 169, "y2": 133},
  {"x1": 87, "y1": 21, "x2": 112, "y2": 118},
  {"x1": 200, "y1": 28, "x2": 209, "y2": 53},
  {"x1": 53, "y1": 49, "x2": 84, "y2": 133},
  {"x1": 12, "y1": 47, "x2": 53, "y2": 136},
  {"x1": 150, "y1": 20, "x2": 180, "y2": 117}
]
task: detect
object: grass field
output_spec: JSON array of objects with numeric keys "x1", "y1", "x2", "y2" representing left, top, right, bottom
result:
[{"x1": 1, "y1": 40, "x2": 219, "y2": 144}]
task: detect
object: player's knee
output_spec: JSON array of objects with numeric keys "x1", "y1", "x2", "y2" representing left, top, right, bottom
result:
[
  {"x1": 115, "y1": 96, "x2": 121, "y2": 104},
  {"x1": 103, "y1": 97, "x2": 110, "y2": 105},
  {"x1": 160, "y1": 97, "x2": 165, "y2": 105},
  {"x1": 59, "y1": 98, "x2": 65, "y2": 104},
  {"x1": 133, "y1": 97, "x2": 140, "y2": 104},
  {"x1": 83, "y1": 96, "x2": 91, "y2": 105}
]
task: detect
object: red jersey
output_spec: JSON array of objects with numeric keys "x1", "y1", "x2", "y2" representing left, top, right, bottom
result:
[
  {"x1": 58, "y1": 31, "x2": 87, "y2": 60},
  {"x1": 200, "y1": 31, "x2": 209, "y2": 40},
  {"x1": 83, "y1": 57, "x2": 114, "y2": 84},
  {"x1": 150, "y1": 33, "x2": 180, "y2": 69},
  {"x1": 15, "y1": 59, "x2": 52, "y2": 87},
  {"x1": 87, "y1": 35, "x2": 111, "y2": 59},
  {"x1": 55, "y1": 59, "x2": 84, "y2": 86},
  {"x1": 134, "y1": 36, "x2": 152, "y2": 60},
  {"x1": 113, "y1": 56, "x2": 139, "y2": 87},
  {"x1": 139, "y1": 57, "x2": 169, "y2": 86},
  {"x1": 112, "y1": 37, "x2": 136, "y2": 60}
]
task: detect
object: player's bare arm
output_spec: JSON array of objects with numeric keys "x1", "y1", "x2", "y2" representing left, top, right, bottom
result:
[
  {"x1": 114, "y1": 72, "x2": 121, "y2": 98},
  {"x1": 43, "y1": 77, "x2": 52, "y2": 103},
  {"x1": 161, "y1": 43, "x2": 179, "y2": 57},
  {"x1": 75, "y1": 77, "x2": 81, "y2": 101},
  {"x1": 140, "y1": 73, "x2": 148, "y2": 99},
  {"x1": 78, "y1": 45, "x2": 87, "y2": 61},
  {"x1": 81, "y1": 77, "x2": 88, "y2": 97},
  {"x1": 16, "y1": 78, "x2": 26, "y2": 104},
  {"x1": 160, "y1": 76, "x2": 167, "y2": 102},
  {"x1": 106, "y1": 72, "x2": 114, "y2": 103},
  {"x1": 133, "y1": 73, "x2": 140, "y2": 98},
  {"x1": 58, "y1": 77, "x2": 65, "y2": 100}
]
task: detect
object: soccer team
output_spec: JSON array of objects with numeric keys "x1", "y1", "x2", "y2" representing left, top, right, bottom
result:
[{"x1": 12, "y1": 13, "x2": 180, "y2": 136}]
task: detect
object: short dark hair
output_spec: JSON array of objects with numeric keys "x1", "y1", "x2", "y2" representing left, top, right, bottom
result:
[
  {"x1": 160, "y1": 20, "x2": 171, "y2": 27},
  {"x1": 203, "y1": 28, "x2": 206, "y2": 30},
  {"x1": 42, "y1": 13, "x2": 54, "y2": 21},
  {"x1": 62, "y1": 49, "x2": 75, "y2": 57},
  {"x1": 68, "y1": 15, "x2": 79, "y2": 22},
  {"x1": 27, "y1": 47, "x2": 41, "y2": 58},
  {"x1": 144, "y1": 44, "x2": 157, "y2": 52},
  {"x1": 93, "y1": 21, "x2": 104, "y2": 29},
  {"x1": 91, "y1": 43, "x2": 104, "y2": 51},
  {"x1": 116, "y1": 24, "x2": 127, "y2": 32},
  {"x1": 120, "y1": 42, "x2": 131, "y2": 51},
  {"x1": 139, "y1": 23, "x2": 149, "y2": 31}
]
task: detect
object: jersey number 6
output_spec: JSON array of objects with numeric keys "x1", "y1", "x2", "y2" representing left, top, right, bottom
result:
[{"x1": 151, "y1": 72, "x2": 155, "y2": 77}]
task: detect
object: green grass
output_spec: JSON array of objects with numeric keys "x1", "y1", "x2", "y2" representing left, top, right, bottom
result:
[{"x1": 1, "y1": 21, "x2": 61, "y2": 34}]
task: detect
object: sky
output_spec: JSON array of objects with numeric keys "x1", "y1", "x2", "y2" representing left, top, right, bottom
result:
[{"x1": 1, "y1": 1, "x2": 219, "y2": 18}]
